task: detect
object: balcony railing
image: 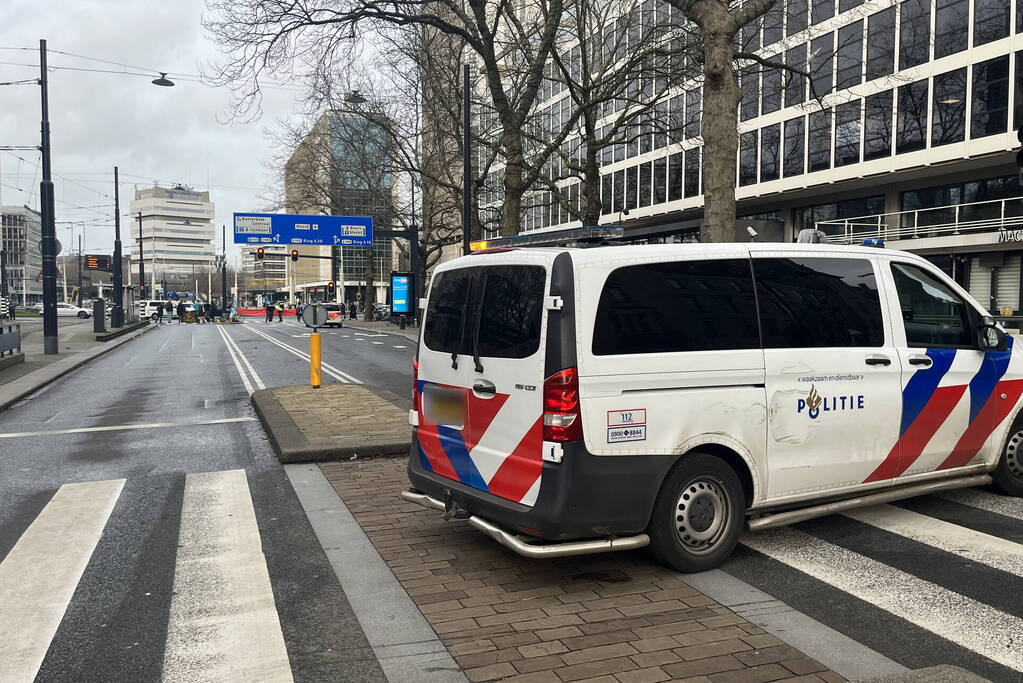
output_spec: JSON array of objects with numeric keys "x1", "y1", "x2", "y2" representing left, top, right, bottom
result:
[{"x1": 815, "y1": 195, "x2": 1023, "y2": 244}]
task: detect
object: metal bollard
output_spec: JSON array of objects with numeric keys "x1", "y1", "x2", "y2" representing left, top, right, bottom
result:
[
  {"x1": 93, "y1": 299, "x2": 106, "y2": 333},
  {"x1": 399, "y1": 314, "x2": 407, "y2": 329}
]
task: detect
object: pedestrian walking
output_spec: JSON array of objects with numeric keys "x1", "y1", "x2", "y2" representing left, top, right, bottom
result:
[
  {"x1": 154, "y1": 302, "x2": 164, "y2": 325},
  {"x1": 176, "y1": 300, "x2": 186, "y2": 323},
  {"x1": 295, "y1": 303, "x2": 304, "y2": 325},
  {"x1": 193, "y1": 300, "x2": 203, "y2": 324},
  {"x1": 204, "y1": 303, "x2": 215, "y2": 324},
  {"x1": 8, "y1": 301, "x2": 15, "y2": 320},
  {"x1": 265, "y1": 302, "x2": 274, "y2": 323},
  {"x1": 275, "y1": 302, "x2": 283, "y2": 322}
]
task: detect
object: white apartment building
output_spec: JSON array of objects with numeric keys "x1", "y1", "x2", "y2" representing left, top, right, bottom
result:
[
  {"x1": 1, "y1": 205, "x2": 43, "y2": 305},
  {"x1": 241, "y1": 244, "x2": 288, "y2": 292},
  {"x1": 479, "y1": 0, "x2": 1023, "y2": 318},
  {"x1": 129, "y1": 185, "x2": 215, "y2": 295}
]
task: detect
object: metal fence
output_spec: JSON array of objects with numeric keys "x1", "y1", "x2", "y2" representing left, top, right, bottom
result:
[{"x1": 0, "y1": 323, "x2": 21, "y2": 358}]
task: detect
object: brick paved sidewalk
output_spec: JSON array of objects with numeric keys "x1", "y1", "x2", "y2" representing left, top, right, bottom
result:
[{"x1": 321, "y1": 458, "x2": 843, "y2": 683}]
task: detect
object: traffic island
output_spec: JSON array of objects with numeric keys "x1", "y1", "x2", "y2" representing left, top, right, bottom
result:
[
  {"x1": 251, "y1": 383, "x2": 410, "y2": 463},
  {"x1": 95, "y1": 319, "x2": 149, "y2": 341}
]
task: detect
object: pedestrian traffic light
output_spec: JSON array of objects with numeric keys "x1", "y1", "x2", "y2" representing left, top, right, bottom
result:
[
  {"x1": 326, "y1": 281, "x2": 337, "y2": 297},
  {"x1": 290, "y1": 249, "x2": 300, "y2": 262},
  {"x1": 256, "y1": 248, "x2": 265, "y2": 261}
]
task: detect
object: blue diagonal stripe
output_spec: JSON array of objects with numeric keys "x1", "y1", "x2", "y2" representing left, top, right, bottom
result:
[
  {"x1": 900, "y1": 348, "x2": 956, "y2": 435},
  {"x1": 417, "y1": 442, "x2": 434, "y2": 472},
  {"x1": 436, "y1": 425, "x2": 489, "y2": 492},
  {"x1": 968, "y1": 336, "x2": 1014, "y2": 424}
]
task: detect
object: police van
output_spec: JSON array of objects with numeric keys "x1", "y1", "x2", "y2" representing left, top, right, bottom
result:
[{"x1": 402, "y1": 243, "x2": 1023, "y2": 572}]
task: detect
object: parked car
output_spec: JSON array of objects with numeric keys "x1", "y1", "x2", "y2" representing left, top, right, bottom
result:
[
  {"x1": 56, "y1": 302, "x2": 91, "y2": 318},
  {"x1": 321, "y1": 303, "x2": 344, "y2": 328},
  {"x1": 403, "y1": 242, "x2": 1023, "y2": 573},
  {"x1": 137, "y1": 299, "x2": 178, "y2": 321}
]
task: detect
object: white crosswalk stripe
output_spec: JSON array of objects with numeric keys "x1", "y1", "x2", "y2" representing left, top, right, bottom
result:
[
  {"x1": 0, "y1": 479, "x2": 125, "y2": 682},
  {"x1": 938, "y1": 488, "x2": 1023, "y2": 520}
]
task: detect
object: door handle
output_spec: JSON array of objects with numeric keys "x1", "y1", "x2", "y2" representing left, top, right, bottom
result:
[
  {"x1": 908, "y1": 355, "x2": 932, "y2": 367},
  {"x1": 865, "y1": 355, "x2": 891, "y2": 366},
  {"x1": 472, "y1": 380, "x2": 496, "y2": 398}
]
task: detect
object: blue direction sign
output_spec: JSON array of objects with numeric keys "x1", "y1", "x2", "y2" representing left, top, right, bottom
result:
[{"x1": 233, "y1": 213, "x2": 373, "y2": 247}]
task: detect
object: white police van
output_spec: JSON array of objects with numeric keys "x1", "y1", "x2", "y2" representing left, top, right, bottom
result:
[{"x1": 402, "y1": 243, "x2": 1023, "y2": 572}]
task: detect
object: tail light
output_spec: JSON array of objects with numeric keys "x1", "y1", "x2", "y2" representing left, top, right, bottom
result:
[
  {"x1": 412, "y1": 356, "x2": 420, "y2": 412},
  {"x1": 543, "y1": 367, "x2": 582, "y2": 442}
]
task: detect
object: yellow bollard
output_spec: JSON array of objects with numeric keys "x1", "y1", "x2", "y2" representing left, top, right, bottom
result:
[{"x1": 310, "y1": 332, "x2": 322, "y2": 388}]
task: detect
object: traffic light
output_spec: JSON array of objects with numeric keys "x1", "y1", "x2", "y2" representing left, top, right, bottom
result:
[
  {"x1": 290, "y1": 249, "x2": 300, "y2": 262},
  {"x1": 255, "y1": 247, "x2": 265, "y2": 261},
  {"x1": 326, "y1": 281, "x2": 337, "y2": 297}
]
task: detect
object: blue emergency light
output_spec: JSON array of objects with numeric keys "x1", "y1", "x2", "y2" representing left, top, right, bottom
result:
[{"x1": 861, "y1": 238, "x2": 885, "y2": 248}]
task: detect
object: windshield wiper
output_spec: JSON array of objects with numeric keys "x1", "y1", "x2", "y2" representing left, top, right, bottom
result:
[
  {"x1": 471, "y1": 274, "x2": 486, "y2": 374},
  {"x1": 450, "y1": 350, "x2": 458, "y2": 370}
]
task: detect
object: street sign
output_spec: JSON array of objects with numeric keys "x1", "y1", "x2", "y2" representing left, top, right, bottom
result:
[
  {"x1": 38, "y1": 238, "x2": 62, "y2": 256},
  {"x1": 302, "y1": 303, "x2": 328, "y2": 328},
  {"x1": 390, "y1": 272, "x2": 412, "y2": 315},
  {"x1": 233, "y1": 213, "x2": 373, "y2": 247},
  {"x1": 85, "y1": 254, "x2": 112, "y2": 271}
]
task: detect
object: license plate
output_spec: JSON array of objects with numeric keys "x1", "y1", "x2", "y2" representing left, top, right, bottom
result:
[{"x1": 425, "y1": 387, "x2": 466, "y2": 427}]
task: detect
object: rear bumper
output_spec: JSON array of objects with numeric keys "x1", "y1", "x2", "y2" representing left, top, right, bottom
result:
[{"x1": 406, "y1": 437, "x2": 676, "y2": 541}]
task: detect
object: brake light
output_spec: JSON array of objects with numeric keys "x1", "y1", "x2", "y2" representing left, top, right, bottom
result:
[
  {"x1": 543, "y1": 367, "x2": 582, "y2": 442},
  {"x1": 412, "y1": 356, "x2": 420, "y2": 412}
]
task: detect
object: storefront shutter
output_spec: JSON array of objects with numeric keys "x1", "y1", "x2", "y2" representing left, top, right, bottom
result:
[
  {"x1": 969, "y1": 257, "x2": 992, "y2": 311},
  {"x1": 996, "y1": 254, "x2": 1021, "y2": 313}
]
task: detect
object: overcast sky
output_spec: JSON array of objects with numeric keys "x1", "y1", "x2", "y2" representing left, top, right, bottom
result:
[{"x1": 0, "y1": 0, "x2": 304, "y2": 265}]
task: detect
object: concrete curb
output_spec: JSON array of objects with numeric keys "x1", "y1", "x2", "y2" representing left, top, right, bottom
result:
[
  {"x1": 251, "y1": 385, "x2": 409, "y2": 463},
  {"x1": 0, "y1": 352, "x2": 24, "y2": 371},
  {"x1": 856, "y1": 665, "x2": 990, "y2": 682},
  {"x1": 95, "y1": 319, "x2": 149, "y2": 341},
  {"x1": 0, "y1": 322, "x2": 156, "y2": 413}
]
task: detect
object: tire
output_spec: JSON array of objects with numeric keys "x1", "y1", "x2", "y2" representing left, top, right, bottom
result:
[
  {"x1": 647, "y1": 453, "x2": 746, "y2": 573},
  {"x1": 993, "y1": 417, "x2": 1023, "y2": 496},
  {"x1": 150, "y1": 313, "x2": 159, "y2": 322},
  {"x1": 77, "y1": 311, "x2": 89, "y2": 319}
]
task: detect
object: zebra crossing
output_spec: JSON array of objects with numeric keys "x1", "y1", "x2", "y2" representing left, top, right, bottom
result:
[
  {"x1": 0, "y1": 470, "x2": 293, "y2": 683},
  {"x1": 726, "y1": 488, "x2": 1023, "y2": 681}
]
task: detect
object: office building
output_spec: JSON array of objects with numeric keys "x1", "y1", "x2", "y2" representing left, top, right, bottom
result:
[{"x1": 1, "y1": 205, "x2": 43, "y2": 305}]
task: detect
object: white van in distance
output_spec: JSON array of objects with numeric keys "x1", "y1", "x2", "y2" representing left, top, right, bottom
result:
[{"x1": 402, "y1": 243, "x2": 1023, "y2": 572}]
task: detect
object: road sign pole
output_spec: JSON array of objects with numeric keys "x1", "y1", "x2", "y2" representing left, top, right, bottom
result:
[{"x1": 310, "y1": 330, "x2": 322, "y2": 389}]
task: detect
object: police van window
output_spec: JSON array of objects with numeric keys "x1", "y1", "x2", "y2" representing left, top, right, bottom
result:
[
  {"x1": 755, "y1": 257, "x2": 884, "y2": 348},
  {"x1": 890, "y1": 262, "x2": 973, "y2": 347},
  {"x1": 424, "y1": 268, "x2": 473, "y2": 353},
  {"x1": 476, "y1": 266, "x2": 547, "y2": 358},
  {"x1": 592, "y1": 259, "x2": 759, "y2": 355}
]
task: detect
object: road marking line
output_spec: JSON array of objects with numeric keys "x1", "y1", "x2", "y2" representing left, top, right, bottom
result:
[
  {"x1": 217, "y1": 325, "x2": 254, "y2": 394},
  {"x1": 0, "y1": 479, "x2": 125, "y2": 682},
  {"x1": 163, "y1": 470, "x2": 293, "y2": 682},
  {"x1": 843, "y1": 504, "x2": 1023, "y2": 576},
  {"x1": 393, "y1": 345, "x2": 407, "y2": 349},
  {"x1": 243, "y1": 324, "x2": 363, "y2": 384},
  {"x1": 743, "y1": 527, "x2": 1023, "y2": 671},
  {"x1": 0, "y1": 417, "x2": 256, "y2": 439},
  {"x1": 371, "y1": 341, "x2": 384, "y2": 345},
  {"x1": 938, "y1": 489, "x2": 1023, "y2": 520},
  {"x1": 219, "y1": 326, "x2": 266, "y2": 391}
]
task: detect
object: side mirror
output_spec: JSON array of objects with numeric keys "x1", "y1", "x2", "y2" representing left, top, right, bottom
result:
[{"x1": 979, "y1": 319, "x2": 1007, "y2": 351}]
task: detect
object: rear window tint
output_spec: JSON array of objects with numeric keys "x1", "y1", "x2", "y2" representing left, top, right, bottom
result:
[
  {"x1": 424, "y1": 269, "x2": 472, "y2": 354},
  {"x1": 476, "y1": 266, "x2": 546, "y2": 358},
  {"x1": 592, "y1": 259, "x2": 759, "y2": 355}
]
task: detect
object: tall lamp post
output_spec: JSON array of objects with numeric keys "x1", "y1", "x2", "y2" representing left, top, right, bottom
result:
[
  {"x1": 221, "y1": 225, "x2": 228, "y2": 315},
  {"x1": 137, "y1": 212, "x2": 146, "y2": 299},
  {"x1": 111, "y1": 166, "x2": 124, "y2": 327}
]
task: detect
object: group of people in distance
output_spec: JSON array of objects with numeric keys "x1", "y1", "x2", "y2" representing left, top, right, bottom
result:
[{"x1": 153, "y1": 299, "x2": 221, "y2": 324}]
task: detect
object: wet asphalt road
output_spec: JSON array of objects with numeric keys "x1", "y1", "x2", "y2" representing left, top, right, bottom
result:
[{"x1": 0, "y1": 321, "x2": 401, "y2": 682}]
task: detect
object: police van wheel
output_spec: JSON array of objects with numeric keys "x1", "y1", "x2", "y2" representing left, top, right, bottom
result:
[
  {"x1": 993, "y1": 420, "x2": 1023, "y2": 497},
  {"x1": 648, "y1": 454, "x2": 744, "y2": 573}
]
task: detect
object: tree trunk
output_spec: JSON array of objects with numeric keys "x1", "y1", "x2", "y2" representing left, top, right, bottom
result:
[
  {"x1": 501, "y1": 131, "x2": 525, "y2": 237},
  {"x1": 696, "y1": 5, "x2": 741, "y2": 243}
]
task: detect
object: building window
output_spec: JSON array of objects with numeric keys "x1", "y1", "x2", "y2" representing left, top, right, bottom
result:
[
  {"x1": 612, "y1": 169, "x2": 624, "y2": 213},
  {"x1": 762, "y1": 60, "x2": 782, "y2": 114},
  {"x1": 741, "y1": 23, "x2": 760, "y2": 52},
  {"x1": 783, "y1": 116, "x2": 805, "y2": 177},
  {"x1": 836, "y1": 21, "x2": 863, "y2": 91},
  {"x1": 741, "y1": 72, "x2": 760, "y2": 121},
  {"x1": 808, "y1": 109, "x2": 833, "y2": 172},
  {"x1": 653, "y1": 157, "x2": 667, "y2": 205},
  {"x1": 864, "y1": 90, "x2": 893, "y2": 160},
  {"x1": 810, "y1": 33, "x2": 834, "y2": 97},
  {"x1": 972, "y1": 56, "x2": 1009, "y2": 140},
  {"x1": 761, "y1": 124, "x2": 781, "y2": 182},
  {"x1": 932, "y1": 68, "x2": 967, "y2": 147},
  {"x1": 866, "y1": 8, "x2": 894, "y2": 81},
  {"x1": 601, "y1": 175, "x2": 612, "y2": 215},
  {"x1": 793, "y1": 196, "x2": 885, "y2": 236},
  {"x1": 685, "y1": 89, "x2": 701, "y2": 138},
  {"x1": 684, "y1": 147, "x2": 701, "y2": 197},
  {"x1": 899, "y1": 0, "x2": 930, "y2": 70},
  {"x1": 901, "y1": 176, "x2": 1022, "y2": 229},
  {"x1": 764, "y1": 4, "x2": 784, "y2": 45},
  {"x1": 784, "y1": 44, "x2": 808, "y2": 107},
  {"x1": 974, "y1": 0, "x2": 1010, "y2": 46},
  {"x1": 812, "y1": 0, "x2": 834, "y2": 25},
  {"x1": 626, "y1": 165, "x2": 638, "y2": 211},
  {"x1": 835, "y1": 100, "x2": 861, "y2": 167},
  {"x1": 934, "y1": 0, "x2": 969, "y2": 59},
  {"x1": 668, "y1": 152, "x2": 683, "y2": 202},
  {"x1": 897, "y1": 79, "x2": 928, "y2": 154},
  {"x1": 840, "y1": 0, "x2": 863, "y2": 9},
  {"x1": 1017, "y1": 52, "x2": 1023, "y2": 130},
  {"x1": 787, "y1": 0, "x2": 808, "y2": 36},
  {"x1": 739, "y1": 132, "x2": 758, "y2": 187},
  {"x1": 639, "y1": 162, "x2": 652, "y2": 208}
]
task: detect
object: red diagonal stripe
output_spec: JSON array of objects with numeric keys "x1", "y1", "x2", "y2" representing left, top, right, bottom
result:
[
  {"x1": 864, "y1": 385, "x2": 966, "y2": 482},
  {"x1": 938, "y1": 378, "x2": 1023, "y2": 470},
  {"x1": 487, "y1": 417, "x2": 543, "y2": 503},
  {"x1": 463, "y1": 392, "x2": 508, "y2": 453},
  {"x1": 417, "y1": 421, "x2": 459, "y2": 481}
]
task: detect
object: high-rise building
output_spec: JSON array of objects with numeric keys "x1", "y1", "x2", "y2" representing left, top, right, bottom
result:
[
  {"x1": 1, "y1": 205, "x2": 43, "y2": 305},
  {"x1": 469, "y1": 0, "x2": 1023, "y2": 314},
  {"x1": 129, "y1": 185, "x2": 215, "y2": 296},
  {"x1": 241, "y1": 244, "x2": 287, "y2": 297}
]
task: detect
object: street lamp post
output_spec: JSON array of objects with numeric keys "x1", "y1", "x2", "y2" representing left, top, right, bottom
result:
[
  {"x1": 462, "y1": 63, "x2": 472, "y2": 257},
  {"x1": 39, "y1": 39, "x2": 59, "y2": 354},
  {"x1": 221, "y1": 225, "x2": 228, "y2": 315},
  {"x1": 111, "y1": 166, "x2": 123, "y2": 327},
  {"x1": 137, "y1": 212, "x2": 146, "y2": 299}
]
